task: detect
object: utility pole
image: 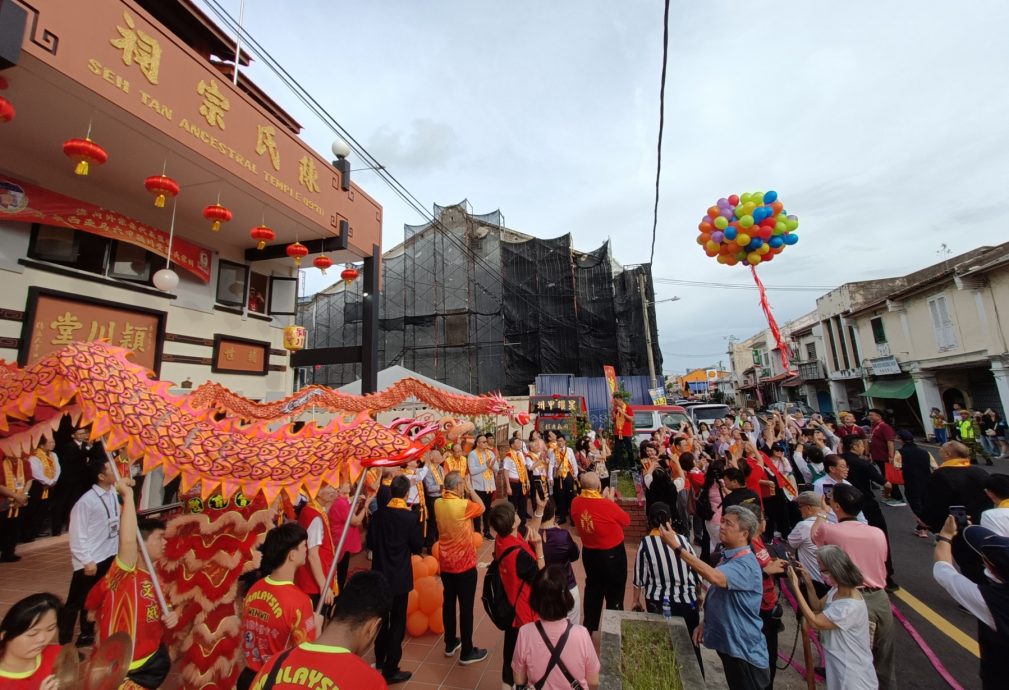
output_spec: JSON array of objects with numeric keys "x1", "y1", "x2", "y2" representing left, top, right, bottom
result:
[{"x1": 638, "y1": 273, "x2": 657, "y2": 390}]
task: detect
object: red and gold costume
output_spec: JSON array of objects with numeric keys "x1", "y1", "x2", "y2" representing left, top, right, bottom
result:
[
  {"x1": 250, "y1": 642, "x2": 385, "y2": 690},
  {"x1": 294, "y1": 501, "x2": 337, "y2": 598},
  {"x1": 1, "y1": 456, "x2": 28, "y2": 517}
]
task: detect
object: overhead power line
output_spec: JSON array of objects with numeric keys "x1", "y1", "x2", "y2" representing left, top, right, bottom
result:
[{"x1": 648, "y1": 0, "x2": 671, "y2": 267}]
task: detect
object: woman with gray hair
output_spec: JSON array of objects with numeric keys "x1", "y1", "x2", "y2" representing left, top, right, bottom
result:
[{"x1": 787, "y1": 545, "x2": 877, "y2": 690}]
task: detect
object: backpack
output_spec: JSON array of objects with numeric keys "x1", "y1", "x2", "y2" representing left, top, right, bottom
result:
[{"x1": 482, "y1": 545, "x2": 524, "y2": 631}]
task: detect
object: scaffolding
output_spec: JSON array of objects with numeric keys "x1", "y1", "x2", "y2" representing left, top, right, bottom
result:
[{"x1": 296, "y1": 202, "x2": 662, "y2": 395}]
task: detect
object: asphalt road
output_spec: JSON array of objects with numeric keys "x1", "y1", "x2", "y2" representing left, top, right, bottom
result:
[{"x1": 874, "y1": 453, "x2": 1007, "y2": 690}]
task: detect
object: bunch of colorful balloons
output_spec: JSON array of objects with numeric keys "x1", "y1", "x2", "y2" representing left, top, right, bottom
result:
[
  {"x1": 696, "y1": 190, "x2": 799, "y2": 266},
  {"x1": 406, "y1": 533, "x2": 484, "y2": 638}
]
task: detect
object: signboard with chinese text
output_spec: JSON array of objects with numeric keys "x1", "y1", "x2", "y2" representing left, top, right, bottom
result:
[
  {"x1": 536, "y1": 416, "x2": 578, "y2": 439},
  {"x1": 648, "y1": 387, "x2": 668, "y2": 405},
  {"x1": 16, "y1": 0, "x2": 381, "y2": 255},
  {"x1": 870, "y1": 356, "x2": 902, "y2": 376},
  {"x1": 212, "y1": 334, "x2": 269, "y2": 376},
  {"x1": 529, "y1": 396, "x2": 584, "y2": 415},
  {"x1": 1, "y1": 177, "x2": 211, "y2": 282},
  {"x1": 19, "y1": 288, "x2": 165, "y2": 373}
]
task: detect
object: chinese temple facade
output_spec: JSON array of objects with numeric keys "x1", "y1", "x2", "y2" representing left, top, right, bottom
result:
[{"x1": 0, "y1": 0, "x2": 381, "y2": 400}]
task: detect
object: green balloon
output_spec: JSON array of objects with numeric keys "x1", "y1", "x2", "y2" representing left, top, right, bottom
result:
[
  {"x1": 735, "y1": 250, "x2": 747, "y2": 261},
  {"x1": 775, "y1": 221, "x2": 786, "y2": 233},
  {"x1": 714, "y1": 216, "x2": 728, "y2": 230},
  {"x1": 786, "y1": 218, "x2": 799, "y2": 231},
  {"x1": 739, "y1": 215, "x2": 754, "y2": 229},
  {"x1": 741, "y1": 193, "x2": 752, "y2": 204}
]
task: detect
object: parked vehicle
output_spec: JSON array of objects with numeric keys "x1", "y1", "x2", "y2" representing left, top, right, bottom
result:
[
  {"x1": 763, "y1": 401, "x2": 816, "y2": 417},
  {"x1": 688, "y1": 404, "x2": 732, "y2": 427},
  {"x1": 633, "y1": 405, "x2": 690, "y2": 445}
]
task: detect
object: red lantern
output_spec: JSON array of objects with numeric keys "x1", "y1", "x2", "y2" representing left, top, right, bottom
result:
[
  {"x1": 313, "y1": 254, "x2": 333, "y2": 274},
  {"x1": 0, "y1": 97, "x2": 13, "y2": 124},
  {"x1": 63, "y1": 137, "x2": 108, "y2": 175},
  {"x1": 340, "y1": 265, "x2": 359, "y2": 285},
  {"x1": 250, "y1": 225, "x2": 275, "y2": 250},
  {"x1": 286, "y1": 241, "x2": 309, "y2": 267},
  {"x1": 0, "y1": 76, "x2": 12, "y2": 124},
  {"x1": 202, "y1": 203, "x2": 232, "y2": 232},
  {"x1": 144, "y1": 175, "x2": 180, "y2": 208}
]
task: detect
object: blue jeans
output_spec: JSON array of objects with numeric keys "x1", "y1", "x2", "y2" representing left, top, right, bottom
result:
[{"x1": 933, "y1": 427, "x2": 947, "y2": 444}]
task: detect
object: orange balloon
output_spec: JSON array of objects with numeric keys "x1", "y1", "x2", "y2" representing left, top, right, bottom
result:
[
  {"x1": 411, "y1": 555, "x2": 426, "y2": 582},
  {"x1": 420, "y1": 580, "x2": 444, "y2": 616},
  {"x1": 432, "y1": 542, "x2": 441, "y2": 560},
  {"x1": 428, "y1": 607, "x2": 445, "y2": 634},
  {"x1": 407, "y1": 589, "x2": 419, "y2": 614},
  {"x1": 423, "y1": 555, "x2": 440, "y2": 577},
  {"x1": 406, "y1": 611, "x2": 429, "y2": 638},
  {"x1": 771, "y1": 201, "x2": 784, "y2": 215},
  {"x1": 416, "y1": 576, "x2": 437, "y2": 601},
  {"x1": 699, "y1": 232, "x2": 712, "y2": 244},
  {"x1": 698, "y1": 221, "x2": 713, "y2": 233},
  {"x1": 472, "y1": 532, "x2": 483, "y2": 549}
]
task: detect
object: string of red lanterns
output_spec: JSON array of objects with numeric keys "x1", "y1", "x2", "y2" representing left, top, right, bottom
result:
[
  {"x1": 312, "y1": 254, "x2": 333, "y2": 274},
  {"x1": 340, "y1": 265, "x2": 359, "y2": 284},
  {"x1": 250, "y1": 224, "x2": 275, "y2": 250},
  {"x1": 286, "y1": 241, "x2": 309, "y2": 266}
]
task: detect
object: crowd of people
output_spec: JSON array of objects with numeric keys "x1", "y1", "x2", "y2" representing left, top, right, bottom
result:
[{"x1": 2, "y1": 401, "x2": 1009, "y2": 690}]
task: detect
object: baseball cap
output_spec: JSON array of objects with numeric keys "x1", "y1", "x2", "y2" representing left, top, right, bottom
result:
[
  {"x1": 771, "y1": 441, "x2": 788, "y2": 453},
  {"x1": 896, "y1": 429, "x2": 914, "y2": 443},
  {"x1": 963, "y1": 525, "x2": 1009, "y2": 578}
]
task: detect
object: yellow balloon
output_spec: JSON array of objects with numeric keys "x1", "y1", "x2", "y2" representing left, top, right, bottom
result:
[
  {"x1": 747, "y1": 252, "x2": 762, "y2": 265},
  {"x1": 757, "y1": 244, "x2": 770, "y2": 255},
  {"x1": 736, "y1": 233, "x2": 751, "y2": 246}
]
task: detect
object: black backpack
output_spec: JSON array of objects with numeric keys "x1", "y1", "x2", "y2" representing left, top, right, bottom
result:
[{"x1": 482, "y1": 545, "x2": 524, "y2": 631}]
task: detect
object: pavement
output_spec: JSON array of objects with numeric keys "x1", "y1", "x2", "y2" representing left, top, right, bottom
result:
[{"x1": 2, "y1": 451, "x2": 1003, "y2": 689}]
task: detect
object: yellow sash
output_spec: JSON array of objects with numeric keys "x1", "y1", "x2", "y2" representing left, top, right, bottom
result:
[
  {"x1": 509, "y1": 451, "x2": 529, "y2": 492},
  {"x1": 387, "y1": 498, "x2": 409, "y2": 510},
  {"x1": 580, "y1": 489, "x2": 603, "y2": 499},
  {"x1": 939, "y1": 458, "x2": 971, "y2": 468},
  {"x1": 3, "y1": 458, "x2": 25, "y2": 517},
  {"x1": 477, "y1": 450, "x2": 493, "y2": 484}
]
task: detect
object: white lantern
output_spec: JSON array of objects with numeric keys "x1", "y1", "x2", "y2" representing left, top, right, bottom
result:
[{"x1": 153, "y1": 268, "x2": 179, "y2": 292}]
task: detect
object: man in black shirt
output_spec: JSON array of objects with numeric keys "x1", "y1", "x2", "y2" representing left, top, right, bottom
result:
[
  {"x1": 841, "y1": 436, "x2": 897, "y2": 589},
  {"x1": 720, "y1": 467, "x2": 760, "y2": 511},
  {"x1": 925, "y1": 441, "x2": 993, "y2": 583},
  {"x1": 897, "y1": 430, "x2": 934, "y2": 537},
  {"x1": 368, "y1": 475, "x2": 423, "y2": 684}
]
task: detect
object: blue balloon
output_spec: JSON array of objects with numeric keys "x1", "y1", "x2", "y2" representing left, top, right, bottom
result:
[
  {"x1": 753, "y1": 207, "x2": 766, "y2": 222},
  {"x1": 724, "y1": 226, "x2": 738, "y2": 241},
  {"x1": 764, "y1": 190, "x2": 778, "y2": 203},
  {"x1": 784, "y1": 233, "x2": 799, "y2": 245},
  {"x1": 748, "y1": 238, "x2": 763, "y2": 250},
  {"x1": 768, "y1": 236, "x2": 784, "y2": 249}
]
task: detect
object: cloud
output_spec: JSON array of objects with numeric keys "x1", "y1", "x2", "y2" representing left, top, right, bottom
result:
[{"x1": 368, "y1": 118, "x2": 459, "y2": 171}]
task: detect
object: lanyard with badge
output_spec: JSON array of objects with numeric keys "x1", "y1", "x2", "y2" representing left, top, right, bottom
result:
[{"x1": 94, "y1": 487, "x2": 120, "y2": 539}]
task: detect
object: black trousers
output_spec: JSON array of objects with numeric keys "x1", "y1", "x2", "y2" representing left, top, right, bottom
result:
[
  {"x1": 58, "y1": 555, "x2": 113, "y2": 643},
  {"x1": 582, "y1": 544, "x2": 626, "y2": 632},
  {"x1": 718, "y1": 652, "x2": 771, "y2": 690},
  {"x1": 425, "y1": 494, "x2": 440, "y2": 548},
  {"x1": 474, "y1": 491, "x2": 493, "y2": 536},
  {"x1": 441, "y1": 567, "x2": 477, "y2": 654},
  {"x1": 508, "y1": 482, "x2": 528, "y2": 523},
  {"x1": 375, "y1": 591, "x2": 409, "y2": 675},
  {"x1": 530, "y1": 478, "x2": 547, "y2": 513},
  {"x1": 612, "y1": 437, "x2": 635, "y2": 470},
  {"x1": 503, "y1": 625, "x2": 519, "y2": 685},
  {"x1": 235, "y1": 667, "x2": 256, "y2": 690},
  {"x1": 336, "y1": 551, "x2": 352, "y2": 594},
  {"x1": 0, "y1": 505, "x2": 25, "y2": 558},
  {"x1": 553, "y1": 475, "x2": 575, "y2": 523},
  {"x1": 24, "y1": 482, "x2": 56, "y2": 542}
]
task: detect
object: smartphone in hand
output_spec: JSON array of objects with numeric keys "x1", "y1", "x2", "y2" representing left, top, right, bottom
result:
[
  {"x1": 950, "y1": 505, "x2": 969, "y2": 532},
  {"x1": 822, "y1": 484, "x2": 834, "y2": 502}
]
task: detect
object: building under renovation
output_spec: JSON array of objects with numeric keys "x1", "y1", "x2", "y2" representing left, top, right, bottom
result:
[{"x1": 296, "y1": 202, "x2": 662, "y2": 395}]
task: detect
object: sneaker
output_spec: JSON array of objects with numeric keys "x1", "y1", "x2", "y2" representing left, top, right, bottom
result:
[
  {"x1": 883, "y1": 499, "x2": 906, "y2": 507},
  {"x1": 382, "y1": 671, "x2": 412, "y2": 684},
  {"x1": 459, "y1": 648, "x2": 488, "y2": 665},
  {"x1": 915, "y1": 528, "x2": 930, "y2": 539},
  {"x1": 483, "y1": 533, "x2": 494, "y2": 542},
  {"x1": 444, "y1": 640, "x2": 461, "y2": 657}
]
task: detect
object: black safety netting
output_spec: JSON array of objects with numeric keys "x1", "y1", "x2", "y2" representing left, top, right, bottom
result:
[
  {"x1": 296, "y1": 202, "x2": 661, "y2": 394},
  {"x1": 614, "y1": 264, "x2": 663, "y2": 378}
]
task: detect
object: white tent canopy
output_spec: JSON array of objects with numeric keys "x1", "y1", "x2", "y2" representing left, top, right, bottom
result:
[{"x1": 336, "y1": 366, "x2": 469, "y2": 399}]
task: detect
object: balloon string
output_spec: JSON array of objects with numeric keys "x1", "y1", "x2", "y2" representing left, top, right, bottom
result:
[{"x1": 751, "y1": 266, "x2": 793, "y2": 373}]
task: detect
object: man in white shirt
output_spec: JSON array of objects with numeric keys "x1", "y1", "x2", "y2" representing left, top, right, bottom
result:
[
  {"x1": 26, "y1": 436, "x2": 61, "y2": 542},
  {"x1": 786, "y1": 491, "x2": 829, "y2": 598},
  {"x1": 59, "y1": 455, "x2": 120, "y2": 646},
  {"x1": 549, "y1": 433, "x2": 579, "y2": 525},
  {"x1": 981, "y1": 473, "x2": 1009, "y2": 537},
  {"x1": 812, "y1": 455, "x2": 866, "y2": 524},
  {"x1": 526, "y1": 437, "x2": 550, "y2": 512},
  {"x1": 501, "y1": 436, "x2": 532, "y2": 524},
  {"x1": 467, "y1": 434, "x2": 496, "y2": 539}
]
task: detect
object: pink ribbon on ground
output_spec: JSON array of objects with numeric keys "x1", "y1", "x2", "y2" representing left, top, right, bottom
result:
[{"x1": 890, "y1": 602, "x2": 966, "y2": 690}]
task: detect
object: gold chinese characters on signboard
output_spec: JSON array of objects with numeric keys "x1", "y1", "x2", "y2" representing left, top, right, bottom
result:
[
  {"x1": 212, "y1": 336, "x2": 269, "y2": 376},
  {"x1": 24, "y1": 292, "x2": 163, "y2": 372},
  {"x1": 110, "y1": 10, "x2": 160, "y2": 85}
]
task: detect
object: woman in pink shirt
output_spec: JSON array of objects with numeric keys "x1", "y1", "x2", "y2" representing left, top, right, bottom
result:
[
  {"x1": 512, "y1": 565, "x2": 599, "y2": 690},
  {"x1": 328, "y1": 482, "x2": 367, "y2": 593}
]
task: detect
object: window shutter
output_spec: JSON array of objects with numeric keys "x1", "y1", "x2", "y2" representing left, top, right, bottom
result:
[{"x1": 268, "y1": 276, "x2": 298, "y2": 315}]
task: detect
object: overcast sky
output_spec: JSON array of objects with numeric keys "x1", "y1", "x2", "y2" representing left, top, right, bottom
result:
[{"x1": 205, "y1": 0, "x2": 1009, "y2": 377}]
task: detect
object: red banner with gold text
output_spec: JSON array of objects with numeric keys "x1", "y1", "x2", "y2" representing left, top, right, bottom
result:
[{"x1": 0, "y1": 177, "x2": 211, "y2": 282}]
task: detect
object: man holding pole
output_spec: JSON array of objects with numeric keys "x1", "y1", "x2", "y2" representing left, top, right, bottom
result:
[{"x1": 84, "y1": 473, "x2": 179, "y2": 690}]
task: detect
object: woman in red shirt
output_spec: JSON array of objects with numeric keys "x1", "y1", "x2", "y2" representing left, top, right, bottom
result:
[
  {"x1": 0, "y1": 593, "x2": 62, "y2": 690},
  {"x1": 747, "y1": 504, "x2": 787, "y2": 690},
  {"x1": 488, "y1": 502, "x2": 543, "y2": 690}
]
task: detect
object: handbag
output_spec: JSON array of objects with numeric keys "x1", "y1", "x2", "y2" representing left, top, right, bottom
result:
[
  {"x1": 884, "y1": 462, "x2": 904, "y2": 485},
  {"x1": 533, "y1": 621, "x2": 582, "y2": 690}
]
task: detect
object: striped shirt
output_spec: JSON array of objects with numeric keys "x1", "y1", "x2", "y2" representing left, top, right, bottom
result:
[{"x1": 633, "y1": 533, "x2": 700, "y2": 606}]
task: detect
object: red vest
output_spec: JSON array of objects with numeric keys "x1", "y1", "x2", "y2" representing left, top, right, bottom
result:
[{"x1": 294, "y1": 504, "x2": 336, "y2": 595}]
